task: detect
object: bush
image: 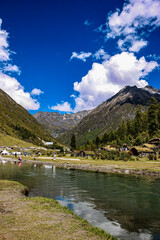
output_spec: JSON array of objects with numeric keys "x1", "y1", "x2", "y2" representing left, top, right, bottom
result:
[
  {"x1": 148, "y1": 154, "x2": 154, "y2": 161},
  {"x1": 119, "y1": 151, "x2": 131, "y2": 161},
  {"x1": 71, "y1": 153, "x2": 74, "y2": 157}
]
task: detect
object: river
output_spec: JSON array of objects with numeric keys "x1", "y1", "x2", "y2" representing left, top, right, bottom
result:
[{"x1": 0, "y1": 160, "x2": 160, "y2": 240}]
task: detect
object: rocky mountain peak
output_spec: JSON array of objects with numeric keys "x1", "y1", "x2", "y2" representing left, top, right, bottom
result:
[{"x1": 58, "y1": 85, "x2": 160, "y2": 146}]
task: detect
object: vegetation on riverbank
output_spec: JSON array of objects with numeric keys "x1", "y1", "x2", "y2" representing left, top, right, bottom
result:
[{"x1": 0, "y1": 180, "x2": 117, "y2": 240}]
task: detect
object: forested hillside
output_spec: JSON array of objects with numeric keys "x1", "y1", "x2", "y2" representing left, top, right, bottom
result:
[{"x1": 80, "y1": 97, "x2": 160, "y2": 150}]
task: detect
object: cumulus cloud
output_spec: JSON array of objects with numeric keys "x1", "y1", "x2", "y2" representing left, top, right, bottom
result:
[
  {"x1": 54, "y1": 52, "x2": 158, "y2": 112},
  {"x1": 0, "y1": 72, "x2": 40, "y2": 110},
  {"x1": 72, "y1": 52, "x2": 158, "y2": 112},
  {"x1": 105, "y1": 0, "x2": 160, "y2": 52},
  {"x1": 31, "y1": 88, "x2": 44, "y2": 96},
  {"x1": 51, "y1": 101, "x2": 73, "y2": 112},
  {"x1": 0, "y1": 19, "x2": 40, "y2": 110},
  {"x1": 70, "y1": 51, "x2": 92, "y2": 62}
]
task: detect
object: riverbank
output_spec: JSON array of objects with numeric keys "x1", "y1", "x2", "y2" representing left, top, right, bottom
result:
[
  {"x1": 0, "y1": 180, "x2": 117, "y2": 240},
  {"x1": 1, "y1": 156, "x2": 160, "y2": 177}
]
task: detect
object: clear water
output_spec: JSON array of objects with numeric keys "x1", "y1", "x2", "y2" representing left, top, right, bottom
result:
[{"x1": 0, "y1": 160, "x2": 160, "y2": 240}]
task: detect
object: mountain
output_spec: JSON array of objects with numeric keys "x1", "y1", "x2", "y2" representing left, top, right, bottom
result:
[
  {"x1": 58, "y1": 85, "x2": 160, "y2": 146},
  {"x1": 0, "y1": 89, "x2": 61, "y2": 146},
  {"x1": 33, "y1": 110, "x2": 91, "y2": 137}
]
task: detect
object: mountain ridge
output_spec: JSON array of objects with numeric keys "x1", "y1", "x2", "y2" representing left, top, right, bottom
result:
[
  {"x1": 57, "y1": 85, "x2": 160, "y2": 146},
  {"x1": 33, "y1": 110, "x2": 91, "y2": 137}
]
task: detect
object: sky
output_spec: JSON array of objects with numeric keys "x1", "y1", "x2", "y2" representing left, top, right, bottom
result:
[{"x1": 0, "y1": 0, "x2": 160, "y2": 114}]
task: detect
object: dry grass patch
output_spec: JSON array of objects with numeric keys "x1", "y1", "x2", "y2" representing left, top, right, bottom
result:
[{"x1": 0, "y1": 180, "x2": 117, "y2": 240}]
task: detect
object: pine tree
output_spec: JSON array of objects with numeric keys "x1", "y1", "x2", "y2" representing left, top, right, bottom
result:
[
  {"x1": 102, "y1": 133, "x2": 108, "y2": 144},
  {"x1": 134, "y1": 106, "x2": 143, "y2": 136},
  {"x1": 142, "y1": 112, "x2": 148, "y2": 132},
  {"x1": 148, "y1": 97, "x2": 158, "y2": 136},
  {"x1": 117, "y1": 119, "x2": 127, "y2": 141},
  {"x1": 157, "y1": 103, "x2": 160, "y2": 128},
  {"x1": 95, "y1": 136, "x2": 100, "y2": 147},
  {"x1": 70, "y1": 134, "x2": 76, "y2": 149}
]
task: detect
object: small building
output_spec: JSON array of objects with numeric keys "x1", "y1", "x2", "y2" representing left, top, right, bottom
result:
[
  {"x1": 12, "y1": 151, "x2": 21, "y2": 155},
  {"x1": 148, "y1": 138, "x2": 160, "y2": 146},
  {"x1": 75, "y1": 150, "x2": 95, "y2": 158},
  {"x1": 129, "y1": 146, "x2": 154, "y2": 157},
  {"x1": 1, "y1": 150, "x2": 10, "y2": 155},
  {"x1": 45, "y1": 142, "x2": 53, "y2": 146},
  {"x1": 102, "y1": 145, "x2": 117, "y2": 152}
]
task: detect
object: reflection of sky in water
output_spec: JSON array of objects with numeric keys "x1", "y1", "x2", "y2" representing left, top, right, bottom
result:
[
  {"x1": 0, "y1": 161, "x2": 159, "y2": 240},
  {"x1": 58, "y1": 196, "x2": 153, "y2": 240}
]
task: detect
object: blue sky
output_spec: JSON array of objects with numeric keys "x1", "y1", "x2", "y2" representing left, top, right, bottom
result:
[{"x1": 0, "y1": 0, "x2": 160, "y2": 113}]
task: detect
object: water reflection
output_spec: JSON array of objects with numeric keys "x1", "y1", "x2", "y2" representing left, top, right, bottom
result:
[{"x1": 0, "y1": 161, "x2": 160, "y2": 240}]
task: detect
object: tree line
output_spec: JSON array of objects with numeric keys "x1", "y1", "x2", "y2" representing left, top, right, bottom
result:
[{"x1": 71, "y1": 97, "x2": 160, "y2": 150}]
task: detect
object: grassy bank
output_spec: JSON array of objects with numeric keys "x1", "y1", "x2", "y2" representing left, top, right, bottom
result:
[
  {"x1": 0, "y1": 133, "x2": 36, "y2": 148},
  {"x1": 0, "y1": 180, "x2": 117, "y2": 240},
  {"x1": 2, "y1": 155, "x2": 160, "y2": 177}
]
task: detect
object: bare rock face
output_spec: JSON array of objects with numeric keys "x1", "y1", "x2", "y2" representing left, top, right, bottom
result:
[
  {"x1": 33, "y1": 110, "x2": 91, "y2": 137},
  {"x1": 57, "y1": 85, "x2": 160, "y2": 146}
]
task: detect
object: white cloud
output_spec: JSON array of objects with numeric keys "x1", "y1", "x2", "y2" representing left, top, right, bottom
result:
[
  {"x1": 118, "y1": 36, "x2": 148, "y2": 53},
  {"x1": 72, "y1": 52, "x2": 158, "y2": 112},
  {"x1": 70, "y1": 51, "x2": 92, "y2": 62},
  {"x1": 0, "y1": 19, "x2": 41, "y2": 110},
  {"x1": 93, "y1": 48, "x2": 110, "y2": 60},
  {"x1": 31, "y1": 88, "x2": 44, "y2": 96},
  {"x1": 2, "y1": 64, "x2": 21, "y2": 75},
  {"x1": 0, "y1": 29, "x2": 10, "y2": 62},
  {"x1": 0, "y1": 72, "x2": 40, "y2": 110},
  {"x1": 51, "y1": 102, "x2": 73, "y2": 112},
  {"x1": 105, "y1": 0, "x2": 160, "y2": 52},
  {"x1": 147, "y1": 54, "x2": 160, "y2": 61}
]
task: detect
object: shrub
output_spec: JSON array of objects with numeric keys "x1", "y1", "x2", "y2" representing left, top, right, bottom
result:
[
  {"x1": 119, "y1": 152, "x2": 131, "y2": 161},
  {"x1": 148, "y1": 154, "x2": 154, "y2": 161},
  {"x1": 71, "y1": 153, "x2": 74, "y2": 157}
]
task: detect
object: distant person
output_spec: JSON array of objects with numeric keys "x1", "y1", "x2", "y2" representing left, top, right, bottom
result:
[
  {"x1": 18, "y1": 156, "x2": 22, "y2": 162},
  {"x1": 53, "y1": 153, "x2": 56, "y2": 161}
]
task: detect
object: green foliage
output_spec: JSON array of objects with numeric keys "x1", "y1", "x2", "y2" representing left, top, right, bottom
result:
[
  {"x1": 81, "y1": 97, "x2": 160, "y2": 152},
  {"x1": 59, "y1": 147, "x2": 64, "y2": 153},
  {"x1": 134, "y1": 106, "x2": 143, "y2": 136},
  {"x1": 101, "y1": 150, "x2": 132, "y2": 161},
  {"x1": 70, "y1": 134, "x2": 76, "y2": 149},
  {"x1": 0, "y1": 89, "x2": 60, "y2": 147},
  {"x1": 95, "y1": 136, "x2": 100, "y2": 146},
  {"x1": 148, "y1": 97, "x2": 159, "y2": 136}
]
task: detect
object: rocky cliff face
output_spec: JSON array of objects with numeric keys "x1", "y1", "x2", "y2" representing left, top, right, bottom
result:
[
  {"x1": 33, "y1": 110, "x2": 91, "y2": 137},
  {"x1": 57, "y1": 85, "x2": 160, "y2": 146}
]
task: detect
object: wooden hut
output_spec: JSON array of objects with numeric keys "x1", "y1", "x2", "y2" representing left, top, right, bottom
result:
[
  {"x1": 75, "y1": 150, "x2": 95, "y2": 158},
  {"x1": 148, "y1": 138, "x2": 160, "y2": 146},
  {"x1": 129, "y1": 146, "x2": 154, "y2": 156}
]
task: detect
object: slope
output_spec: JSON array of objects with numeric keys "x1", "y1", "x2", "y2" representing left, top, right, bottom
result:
[
  {"x1": 0, "y1": 89, "x2": 60, "y2": 146},
  {"x1": 58, "y1": 85, "x2": 160, "y2": 146}
]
